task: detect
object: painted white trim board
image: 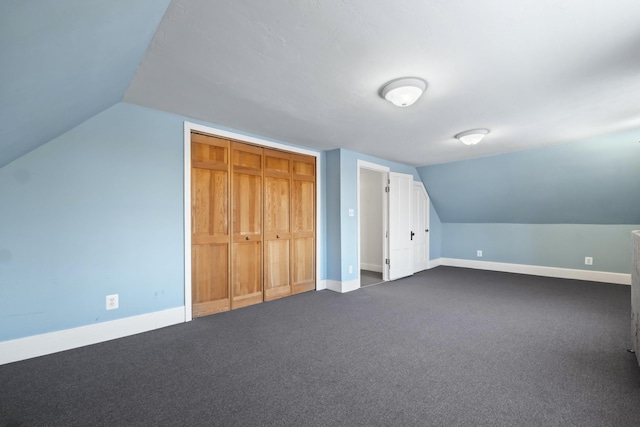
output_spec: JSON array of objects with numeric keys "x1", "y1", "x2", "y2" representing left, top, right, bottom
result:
[
  {"x1": 361, "y1": 263, "x2": 383, "y2": 273},
  {"x1": 0, "y1": 307, "x2": 185, "y2": 365},
  {"x1": 427, "y1": 258, "x2": 442, "y2": 269},
  {"x1": 439, "y1": 258, "x2": 631, "y2": 285},
  {"x1": 326, "y1": 280, "x2": 342, "y2": 293},
  {"x1": 326, "y1": 279, "x2": 360, "y2": 293}
]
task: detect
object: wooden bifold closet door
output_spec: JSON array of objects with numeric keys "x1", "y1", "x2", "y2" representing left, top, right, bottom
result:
[
  {"x1": 191, "y1": 134, "x2": 230, "y2": 317},
  {"x1": 263, "y1": 149, "x2": 292, "y2": 301},
  {"x1": 291, "y1": 154, "x2": 315, "y2": 294},
  {"x1": 191, "y1": 132, "x2": 315, "y2": 317},
  {"x1": 231, "y1": 142, "x2": 263, "y2": 309}
]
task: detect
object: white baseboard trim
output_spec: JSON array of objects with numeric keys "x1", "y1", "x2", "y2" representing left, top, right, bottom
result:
[
  {"x1": 439, "y1": 258, "x2": 631, "y2": 285},
  {"x1": 342, "y1": 278, "x2": 360, "y2": 293},
  {"x1": 361, "y1": 263, "x2": 383, "y2": 273},
  {"x1": 326, "y1": 280, "x2": 342, "y2": 293},
  {"x1": 326, "y1": 278, "x2": 360, "y2": 293},
  {"x1": 0, "y1": 307, "x2": 185, "y2": 365},
  {"x1": 427, "y1": 258, "x2": 442, "y2": 269},
  {"x1": 316, "y1": 279, "x2": 328, "y2": 291}
]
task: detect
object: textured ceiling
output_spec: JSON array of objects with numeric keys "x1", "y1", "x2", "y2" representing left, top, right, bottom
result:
[
  {"x1": 125, "y1": 0, "x2": 640, "y2": 166},
  {"x1": 3, "y1": 1, "x2": 640, "y2": 169}
]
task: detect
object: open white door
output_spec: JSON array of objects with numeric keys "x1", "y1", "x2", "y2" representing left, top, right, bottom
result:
[
  {"x1": 387, "y1": 172, "x2": 413, "y2": 280},
  {"x1": 412, "y1": 182, "x2": 430, "y2": 273}
]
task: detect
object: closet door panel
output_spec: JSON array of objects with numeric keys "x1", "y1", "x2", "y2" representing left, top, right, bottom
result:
[
  {"x1": 231, "y1": 240, "x2": 262, "y2": 308},
  {"x1": 264, "y1": 177, "x2": 290, "y2": 234},
  {"x1": 263, "y1": 149, "x2": 292, "y2": 301},
  {"x1": 191, "y1": 134, "x2": 230, "y2": 316},
  {"x1": 264, "y1": 240, "x2": 291, "y2": 300},
  {"x1": 232, "y1": 173, "x2": 262, "y2": 235},
  {"x1": 291, "y1": 155, "x2": 316, "y2": 294},
  {"x1": 192, "y1": 244, "x2": 229, "y2": 316},
  {"x1": 292, "y1": 237, "x2": 314, "y2": 294},
  {"x1": 231, "y1": 143, "x2": 263, "y2": 309}
]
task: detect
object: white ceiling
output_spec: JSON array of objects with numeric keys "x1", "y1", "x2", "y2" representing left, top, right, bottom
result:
[{"x1": 124, "y1": 0, "x2": 640, "y2": 166}]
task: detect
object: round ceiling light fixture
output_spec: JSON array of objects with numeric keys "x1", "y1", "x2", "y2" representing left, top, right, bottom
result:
[
  {"x1": 455, "y1": 129, "x2": 490, "y2": 145},
  {"x1": 380, "y1": 77, "x2": 427, "y2": 107}
]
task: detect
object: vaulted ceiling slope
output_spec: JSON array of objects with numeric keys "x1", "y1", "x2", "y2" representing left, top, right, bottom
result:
[
  {"x1": 417, "y1": 128, "x2": 640, "y2": 224},
  {"x1": 3, "y1": 1, "x2": 640, "y2": 170},
  {"x1": 0, "y1": 0, "x2": 171, "y2": 168},
  {"x1": 125, "y1": 0, "x2": 640, "y2": 166}
]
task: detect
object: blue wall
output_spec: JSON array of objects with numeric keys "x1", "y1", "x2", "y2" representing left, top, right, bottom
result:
[
  {"x1": 442, "y1": 224, "x2": 637, "y2": 274},
  {"x1": 417, "y1": 130, "x2": 640, "y2": 274},
  {"x1": 7, "y1": 98, "x2": 635, "y2": 345},
  {"x1": 0, "y1": 0, "x2": 171, "y2": 168},
  {"x1": 429, "y1": 204, "x2": 442, "y2": 260},
  {"x1": 324, "y1": 149, "x2": 438, "y2": 282},
  {"x1": 417, "y1": 129, "x2": 640, "y2": 224},
  {"x1": 0, "y1": 103, "x2": 183, "y2": 340},
  {"x1": 325, "y1": 150, "x2": 342, "y2": 281},
  {"x1": 0, "y1": 103, "x2": 325, "y2": 342}
]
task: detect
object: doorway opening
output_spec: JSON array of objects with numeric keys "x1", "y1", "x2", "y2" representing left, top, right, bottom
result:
[{"x1": 357, "y1": 161, "x2": 389, "y2": 287}]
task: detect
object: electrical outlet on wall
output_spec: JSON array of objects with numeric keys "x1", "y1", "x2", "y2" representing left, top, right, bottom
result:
[
  {"x1": 477, "y1": 250, "x2": 483, "y2": 257},
  {"x1": 348, "y1": 265, "x2": 353, "y2": 274},
  {"x1": 106, "y1": 294, "x2": 119, "y2": 310},
  {"x1": 585, "y1": 257, "x2": 593, "y2": 265}
]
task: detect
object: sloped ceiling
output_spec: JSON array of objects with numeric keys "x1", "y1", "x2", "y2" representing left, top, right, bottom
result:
[
  {"x1": 124, "y1": 0, "x2": 640, "y2": 166},
  {"x1": 3, "y1": 1, "x2": 640, "y2": 170},
  {"x1": 417, "y1": 128, "x2": 640, "y2": 224},
  {"x1": 0, "y1": 0, "x2": 170, "y2": 168}
]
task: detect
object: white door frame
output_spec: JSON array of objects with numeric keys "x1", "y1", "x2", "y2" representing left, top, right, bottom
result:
[
  {"x1": 183, "y1": 121, "x2": 323, "y2": 321},
  {"x1": 357, "y1": 160, "x2": 390, "y2": 287}
]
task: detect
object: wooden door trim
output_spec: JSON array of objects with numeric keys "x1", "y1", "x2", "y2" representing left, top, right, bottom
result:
[{"x1": 184, "y1": 121, "x2": 321, "y2": 322}]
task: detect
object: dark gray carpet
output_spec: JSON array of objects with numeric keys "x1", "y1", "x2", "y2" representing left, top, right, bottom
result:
[
  {"x1": 360, "y1": 269, "x2": 384, "y2": 287},
  {"x1": 2, "y1": 266, "x2": 640, "y2": 426}
]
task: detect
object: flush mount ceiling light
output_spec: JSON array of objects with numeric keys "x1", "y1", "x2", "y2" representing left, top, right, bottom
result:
[
  {"x1": 380, "y1": 77, "x2": 427, "y2": 107},
  {"x1": 455, "y1": 129, "x2": 490, "y2": 145}
]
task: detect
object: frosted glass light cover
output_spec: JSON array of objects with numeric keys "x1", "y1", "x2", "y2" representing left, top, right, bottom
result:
[
  {"x1": 381, "y1": 78, "x2": 427, "y2": 107},
  {"x1": 459, "y1": 134, "x2": 484, "y2": 145},
  {"x1": 385, "y1": 86, "x2": 423, "y2": 107},
  {"x1": 456, "y1": 129, "x2": 490, "y2": 145}
]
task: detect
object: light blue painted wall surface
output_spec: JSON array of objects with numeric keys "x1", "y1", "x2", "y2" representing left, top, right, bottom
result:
[
  {"x1": 325, "y1": 150, "x2": 342, "y2": 282},
  {"x1": 0, "y1": 0, "x2": 171, "y2": 168},
  {"x1": 429, "y1": 204, "x2": 442, "y2": 260},
  {"x1": 0, "y1": 103, "x2": 183, "y2": 340},
  {"x1": 442, "y1": 224, "x2": 639, "y2": 274},
  {"x1": 416, "y1": 129, "x2": 640, "y2": 274},
  {"x1": 417, "y1": 129, "x2": 640, "y2": 224},
  {"x1": 332, "y1": 149, "x2": 433, "y2": 282},
  {"x1": 0, "y1": 103, "x2": 325, "y2": 341},
  {"x1": 318, "y1": 151, "x2": 328, "y2": 282}
]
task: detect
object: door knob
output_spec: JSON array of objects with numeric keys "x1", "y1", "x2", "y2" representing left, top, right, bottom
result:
[
  {"x1": 245, "y1": 236, "x2": 250, "y2": 240},
  {"x1": 425, "y1": 229, "x2": 429, "y2": 232},
  {"x1": 276, "y1": 235, "x2": 280, "y2": 239}
]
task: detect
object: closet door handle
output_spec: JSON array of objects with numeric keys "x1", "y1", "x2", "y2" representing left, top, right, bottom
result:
[
  {"x1": 245, "y1": 236, "x2": 250, "y2": 241},
  {"x1": 276, "y1": 235, "x2": 280, "y2": 239}
]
